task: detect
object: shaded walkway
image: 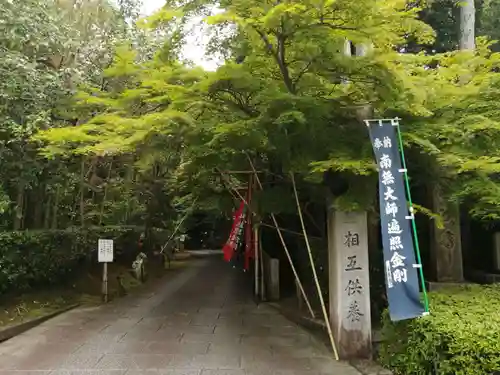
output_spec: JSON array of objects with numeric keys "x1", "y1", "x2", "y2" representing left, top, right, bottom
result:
[{"x1": 0, "y1": 258, "x2": 362, "y2": 375}]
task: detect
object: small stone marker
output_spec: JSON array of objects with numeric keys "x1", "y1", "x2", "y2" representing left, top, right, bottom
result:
[
  {"x1": 132, "y1": 253, "x2": 148, "y2": 282},
  {"x1": 328, "y1": 209, "x2": 372, "y2": 359}
]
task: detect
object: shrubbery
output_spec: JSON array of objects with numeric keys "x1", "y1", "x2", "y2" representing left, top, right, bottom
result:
[
  {"x1": 379, "y1": 285, "x2": 500, "y2": 375},
  {"x1": 0, "y1": 226, "x2": 169, "y2": 295}
]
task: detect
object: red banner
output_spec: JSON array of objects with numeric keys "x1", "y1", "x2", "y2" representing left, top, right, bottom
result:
[{"x1": 223, "y1": 201, "x2": 245, "y2": 262}]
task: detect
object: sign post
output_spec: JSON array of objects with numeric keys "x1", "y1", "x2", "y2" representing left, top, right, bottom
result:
[
  {"x1": 98, "y1": 239, "x2": 114, "y2": 303},
  {"x1": 366, "y1": 118, "x2": 429, "y2": 321}
]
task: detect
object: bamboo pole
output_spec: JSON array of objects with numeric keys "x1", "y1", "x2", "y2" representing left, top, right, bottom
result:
[
  {"x1": 259, "y1": 223, "x2": 323, "y2": 240},
  {"x1": 249, "y1": 169, "x2": 265, "y2": 300},
  {"x1": 269, "y1": 212, "x2": 315, "y2": 318},
  {"x1": 254, "y1": 222, "x2": 260, "y2": 297},
  {"x1": 160, "y1": 198, "x2": 197, "y2": 254},
  {"x1": 290, "y1": 172, "x2": 340, "y2": 361},
  {"x1": 244, "y1": 158, "x2": 316, "y2": 319},
  {"x1": 217, "y1": 169, "x2": 252, "y2": 209}
]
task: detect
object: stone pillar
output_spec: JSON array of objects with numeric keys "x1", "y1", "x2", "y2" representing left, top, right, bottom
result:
[
  {"x1": 327, "y1": 208, "x2": 372, "y2": 359},
  {"x1": 264, "y1": 255, "x2": 280, "y2": 301},
  {"x1": 179, "y1": 234, "x2": 186, "y2": 252},
  {"x1": 430, "y1": 182, "x2": 464, "y2": 282}
]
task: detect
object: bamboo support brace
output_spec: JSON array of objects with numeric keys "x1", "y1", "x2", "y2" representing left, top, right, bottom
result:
[
  {"x1": 218, "y1": 164, "x2": 317, "y2": 320},
  {"x1": 291, "y1": 172, "x2": 340, "y2": 361},
  {"x1": 244, "y1": 158, "x2": 316, "y2": 319}
]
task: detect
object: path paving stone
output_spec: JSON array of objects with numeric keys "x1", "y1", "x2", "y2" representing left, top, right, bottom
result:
[{"x1": 0, "y1": 258, "x2": 362, "y2": 375}]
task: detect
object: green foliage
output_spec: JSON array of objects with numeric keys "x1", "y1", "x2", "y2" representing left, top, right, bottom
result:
[
  {"x1": 34, "y1": 0, "x2": 500, "y2": 223},
  {"x1": 0, "y1": 0, "x2": 69, "y2": 141},
  {"x1": 379, "y1": 285, "x2": 500, "y2": 375},
  {"x1": 0, "y1": 0, "x2": 182, "y2": 235},
  {"x1": 0, "y1": 226, "x2": 169, "y2": 296},
  {"x1": 418, "y1": 0, "x2": 500, "y2": 52},
  {"x1": 399, "y1": 39, "x2": 500, "y2": 219},
  {"x1": 0, "y1": 230, "x2": 84, "y2": 295},
  {"x1": 479, "y1": 0, "x2": 500, "y2": 47}
]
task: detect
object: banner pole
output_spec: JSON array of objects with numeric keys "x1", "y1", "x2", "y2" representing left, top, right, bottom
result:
[{"x1": 393, "y1": 118, "x2": 430, "y2": 314}]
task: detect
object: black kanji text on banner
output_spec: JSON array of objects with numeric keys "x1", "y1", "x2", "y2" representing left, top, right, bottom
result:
[{"x1": 367, "y1": 119, "x2": 425, "y2": 321}]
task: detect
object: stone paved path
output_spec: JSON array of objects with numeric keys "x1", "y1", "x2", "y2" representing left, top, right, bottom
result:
[{"x1": 0, "y1": 258, "x2": 362, "y2": 375}]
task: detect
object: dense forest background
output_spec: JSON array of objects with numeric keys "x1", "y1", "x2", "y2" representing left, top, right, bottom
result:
[{"x1": 3, "y1": 0, "x2": 500, "y2": 307}]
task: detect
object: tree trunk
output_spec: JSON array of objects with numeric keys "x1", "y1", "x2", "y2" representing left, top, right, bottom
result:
[
  {"x1": 99, "y1": 160, "x2": 113, "y2": 225},
  {"x1": 43, "y1": 193, "x2": 52, "y2": 229},
  {"x1": 427, "y1": 0, "x2": 475, "y2": 283},
  {"x1": 125, "y1": 156, "x2": 135, "y2": 222},
  {"x1": 51, "y1": 185, "x2": 61, "y2": 229},
  {"x1": 459, "y1": 0, "x2": 475, "y2": 50},
  {"x1": 80, "y1": 158, "x2": 85, "y2": 227},
  {"x1": 430, "y1": 180, "x2": 464, "y2": 282},
  {"x1": 460, "y1": 206, "x2": 471, "y2": 278},
  {"x1": 32, "y1": 186, "x2": 44, "y2": 229},
  {"x1": 13, "y1": 181, "x2": 25, "y2": 230}
]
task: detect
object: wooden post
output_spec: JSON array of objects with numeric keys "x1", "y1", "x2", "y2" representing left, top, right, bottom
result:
[
  {"x1": 98, "y1": 238, "x2": 113, "y2": 303},
  {"x1": 256, "y1": 226, "x2": 267, "y2": 301},
  {"x1": 327, "y1": 208, "x2": 372, "y2": 359},
  {"x1": 254, "y1": 225, "x2": 259, "y2": 298},
  {"x1": 102, "y1": 262, "x2": 108, "y2": 303}
]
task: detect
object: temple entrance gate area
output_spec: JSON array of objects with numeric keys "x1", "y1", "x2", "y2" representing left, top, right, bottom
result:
[{"x1": 0, "y1": 256, "x2": 363, "y2": 375}]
